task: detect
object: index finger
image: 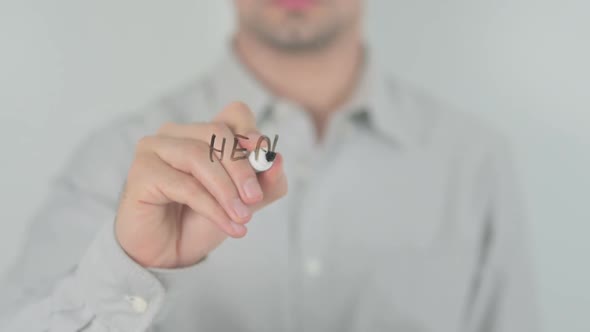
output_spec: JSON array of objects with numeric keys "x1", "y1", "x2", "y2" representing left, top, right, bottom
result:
[{"x1": 213, "y1": 101, "x2": 259, "y2": 136}]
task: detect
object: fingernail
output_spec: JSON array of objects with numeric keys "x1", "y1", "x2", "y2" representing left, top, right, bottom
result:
[
  {"x1": 232, "y1": 198, "x2": 251, "y2": 219},
  {"x1": 230, "y1": 221, "x2": 246, "y2": 233},
  {"x1": 243, "y1": 178, "x2": 263, "y2": 200}
]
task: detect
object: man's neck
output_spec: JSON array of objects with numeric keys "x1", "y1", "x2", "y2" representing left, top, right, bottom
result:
[{"x1": 234, "y1": 29, "x2": 364, "y2": 139}]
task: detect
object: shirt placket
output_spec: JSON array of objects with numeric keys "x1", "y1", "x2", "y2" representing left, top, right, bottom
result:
[{"x1": 268, "y1": 100, "x2": 319, "y2": 332}]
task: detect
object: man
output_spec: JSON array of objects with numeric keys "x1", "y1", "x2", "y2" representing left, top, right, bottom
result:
[{"x1": 0, "y1": 0, "x2": 537, "y2": 331}]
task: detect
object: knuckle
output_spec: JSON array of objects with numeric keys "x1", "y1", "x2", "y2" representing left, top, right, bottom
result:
[
  {"x1": 157, "y1": 122, "x2": 177, "y2": 135},
  {"x1": 128, "y1": 154, "x2": 152, "y2": 178},
  {"x1": 224, "y1": 101, "x2": 255, "y2": 120},
  {"x1": 210, "y1": 122, "x2": 231, "y2": 135},
  {"x1": 227, "y1": 101, "x2": 250, "y2": 112},
  {"x1": 136, "y1": 136, "x2": 155, "y2": 151},
  {"x1": 184, "y1": 139, "x2": 208, "y2": 157}
]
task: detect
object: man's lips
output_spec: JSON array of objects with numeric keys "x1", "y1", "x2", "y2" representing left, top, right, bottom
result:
[{"x1": 273, "y1": 0, "x2": 316, "y2": 11}]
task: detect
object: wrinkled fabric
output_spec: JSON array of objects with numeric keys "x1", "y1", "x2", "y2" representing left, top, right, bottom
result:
[{"x1": 0, "y1": 46, "x2": 537, "y2": 332}]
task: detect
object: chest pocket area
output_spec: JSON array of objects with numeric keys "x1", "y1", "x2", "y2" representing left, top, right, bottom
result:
[
  {"x1": 298, "y1": 150, "x2": 475, "y2": 331},
  {"x1": 303, "y1": 148, "x2": 448, "y2": 253},
  {"x1": 348, "y1": 247, "x2": 474, "y2": 332}
]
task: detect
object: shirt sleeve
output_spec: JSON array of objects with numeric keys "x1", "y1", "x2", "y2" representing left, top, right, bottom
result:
[
  {"x1": 466, "y1": 137, "x2": 539, "y2": 332},
  {"x1": 0, "y1": 118, "x2": 203, "y2": 331}
]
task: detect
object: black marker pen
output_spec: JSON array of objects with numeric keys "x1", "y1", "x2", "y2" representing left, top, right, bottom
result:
[{"x1": 248, "y1": 148, "x2": 276, "y2": 172}]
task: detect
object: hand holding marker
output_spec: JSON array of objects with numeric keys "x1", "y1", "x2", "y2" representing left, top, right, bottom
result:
[
  {"x1": 114, "y1": 102, "x2": 288, "y2": 269},
  {"x1": 209, "y1": 131, "x2": 279, "y2": 172}
]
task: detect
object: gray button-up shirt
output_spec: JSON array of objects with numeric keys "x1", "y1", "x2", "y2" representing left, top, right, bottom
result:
[{"x1": 0, "y1": 46, "x2": 537, "y2": 332}]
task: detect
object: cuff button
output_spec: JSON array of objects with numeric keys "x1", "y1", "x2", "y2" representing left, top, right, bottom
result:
[{"x1": 125, "y1": 295, "x2": 148, "y2": 314}]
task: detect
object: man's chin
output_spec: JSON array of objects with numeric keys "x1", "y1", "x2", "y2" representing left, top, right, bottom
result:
[{"x1": 255, "y1": 29, "x2": 339, "y2": 53}]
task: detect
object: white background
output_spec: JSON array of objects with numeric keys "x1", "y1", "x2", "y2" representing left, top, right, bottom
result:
[{"x1": 1, "y1": 0, "x2": 588, "y2": 330}]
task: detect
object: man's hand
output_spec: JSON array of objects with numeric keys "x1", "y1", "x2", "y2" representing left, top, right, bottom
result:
[{"x1": 114, "y1": 102, "x2": 288, "y2": 268}]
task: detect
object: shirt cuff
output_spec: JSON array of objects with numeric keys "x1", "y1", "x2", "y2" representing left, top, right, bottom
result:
[{"x1": 75, "y1": 218, "x2": 203, "y2": 331}]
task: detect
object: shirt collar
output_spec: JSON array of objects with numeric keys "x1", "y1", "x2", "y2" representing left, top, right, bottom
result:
[
  {"x1": 360, "y1": 50, "x2": 417, "y2": 147},
  {"x1": 208, "y1": 44, "x2": 275, "y2": 123},
  {"x1": 208, "y1": 43, "x2": 417, "y2": 147}
]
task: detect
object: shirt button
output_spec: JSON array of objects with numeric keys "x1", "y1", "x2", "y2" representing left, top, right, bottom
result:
[
  {"x1": 304, "y1": 257, "x2": 323, "y2": 278},
  {"x1": 125, "y1": 295, "x2": 148, "y2": 314}
]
